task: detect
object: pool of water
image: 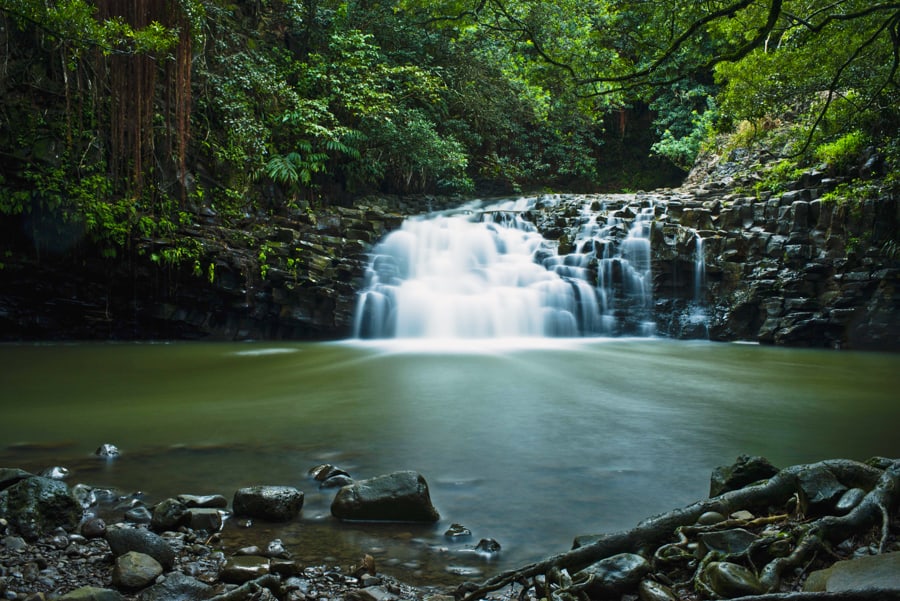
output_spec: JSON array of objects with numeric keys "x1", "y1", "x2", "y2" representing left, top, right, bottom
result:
[{"x1": 1, "y1": 339, "x2": 898, "y2": 585}]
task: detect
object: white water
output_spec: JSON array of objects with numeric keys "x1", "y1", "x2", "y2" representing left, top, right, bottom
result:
[{"x1": 354, "y1": 196, "x2": 657, "y2": 339}]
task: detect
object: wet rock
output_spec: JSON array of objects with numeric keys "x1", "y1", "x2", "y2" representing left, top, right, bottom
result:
[
  {"x1": 233, "y1": 486, "x2": 304, "y2": 522},
  {"x1": 331, "y1": 471, "x2": 439, "y2": 522},
  {"x1": 0, "y1": 468, "x2": 33, "y2": 491},
  {"x1": 697, "y1": 511, "x2": 726, "y2": 525},
  {"x1": 221, "y1": 555, "x2": 270, "y2": 584},
  {"x1": 834, "y1": 487, "x2": 867, "y2": 514},
  {"x1": 177, "y1": 494, "x2": 228, "y2": 509},
  {"x1": 150, "y1": 497, "x2": 188, "y2": 531},
  {"x1": 701, "y1": 561, "x2": 764, "y2": 598},
  {"x1": 475, "y1": 538, "x2": 501, "y2": 555},
  {"x1": 709, "y1": 455, "x2": 779, "y2": 496},
  {"x1": 444, "y1": 523, "x2": 472, "y2": 538},
  {"x1": 58, "y1": 587, "x2": 126, "y2": 601},
  {"x1": 697, "y1": 528, "x2": 758, "y2": 557},
  {"x1": 80, "y1": 518, "x2": 106, "y2": 539},
  {"x1": 185, "y1": 509, "x2": 223, "y2": 532},
  {"x1": 576, "y1": 552, "x2": 651, "y2": 597},
  {"x1": 798, "y1": 465, "x2": 848, "y2": 512},
  {"x1": 39, "y1": 466, "x2": 70, "y2": 480},
  {"x1": 137, "y1": 572, "x2": 212, "y2": 601},
  {"x1": 111, "y1": 551, "x2": 163, "y2": 590},
  {"x1": 105, "y1": 525, "x2": 175, "y2": 570},
  {"x1": 95, "y1": 444, "x2": 120, "y2": 458},
  {"x1": 308, "y1": 464, "x2": 351, "y2": 483},
  {"x1": 265, "y1": 538, "x2": 290, "y2": 559},
  {"x1": 0, "y1": 476, "x2": 80, "y2": 540},
  {"x1": 124, "y1": 506, "x2": 153, "y2": 524},
  {"x1": 803, "y1": 550, "x2": 900, "y2": 592},
  {"x1": 638, "y1": 579, "x2": 677, "y2": 601}
]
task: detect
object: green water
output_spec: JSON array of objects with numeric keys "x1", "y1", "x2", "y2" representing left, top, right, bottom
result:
[{"x1": 1, "y1": 339, "x2": 898, "y2": 585}]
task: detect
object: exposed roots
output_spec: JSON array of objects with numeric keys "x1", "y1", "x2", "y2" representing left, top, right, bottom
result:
[{"x1": 456, "y1": 458, "x2": 900, "y2": 601}]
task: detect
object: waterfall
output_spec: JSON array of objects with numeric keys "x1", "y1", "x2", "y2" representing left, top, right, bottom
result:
[
  {"x1": 689, "y1": 230, "x2": 710, "y2": 335},
  {"x1": 353, "y1": 196, "x2": 657, "y2": 339}
]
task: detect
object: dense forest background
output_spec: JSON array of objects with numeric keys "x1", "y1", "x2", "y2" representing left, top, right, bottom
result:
[{"x1": 0, "y1": 0, "x2": 898, "y2": 270}]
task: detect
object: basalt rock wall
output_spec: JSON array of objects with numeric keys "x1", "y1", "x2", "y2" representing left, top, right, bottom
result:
[{"x1": 1, "y1": 180, "x2": 897, "y2": 348}]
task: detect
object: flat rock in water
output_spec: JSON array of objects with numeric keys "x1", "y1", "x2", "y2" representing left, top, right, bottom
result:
[
  {"x1": 803, "y1": 551, "x2": 900, "y2": 592},
  {"x1": 331, "y1": 471, "x2": 439, "y2": 522},
  {"x1": 233, "y1": 485, "x2": 304, "y2": 522}
]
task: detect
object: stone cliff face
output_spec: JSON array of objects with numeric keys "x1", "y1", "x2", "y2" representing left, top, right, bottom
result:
[{"x1": 1, "y1": 171, "x2": 897, "y2": 349}]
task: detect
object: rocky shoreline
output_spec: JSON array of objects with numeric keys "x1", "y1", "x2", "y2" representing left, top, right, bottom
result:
[{"x1": 2, "y1": 456, "x2": 899, "y2": 601}]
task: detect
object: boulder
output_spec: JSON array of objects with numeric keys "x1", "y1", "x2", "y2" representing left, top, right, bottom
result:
[
  {"x1": 151, "y1": 497, "x2": 188, "y2": 531},
  {"x1": 0, "y1": 475, "x2": 80, "y2": 540},
  {"x1": 105, "y1": 524, "x2": 176, "y2": 570},
  {"x1": 233, "y1": 485, "x2": 304, "y2": 521},
  {"x1": 331, "y1": 471, "x2": 440, "y2": 522}
]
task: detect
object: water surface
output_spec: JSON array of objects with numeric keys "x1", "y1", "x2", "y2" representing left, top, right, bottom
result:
[{"x1": 1, "y1": 340, "x2": 898, "y2": 585}]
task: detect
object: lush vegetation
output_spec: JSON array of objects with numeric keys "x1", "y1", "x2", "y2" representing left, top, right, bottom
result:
[{"x1": 0, "y1": 0, "x2": 897, "y2": 262}]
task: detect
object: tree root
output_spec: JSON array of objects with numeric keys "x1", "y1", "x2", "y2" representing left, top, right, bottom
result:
[{"x1": 455, "y1": 458, "x2": 900, "y2": 601}]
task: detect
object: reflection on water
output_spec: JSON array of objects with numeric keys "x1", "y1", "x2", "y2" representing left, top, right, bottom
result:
[{"x1": 1, "y1": 340, "x2": 898, "y2": 585}]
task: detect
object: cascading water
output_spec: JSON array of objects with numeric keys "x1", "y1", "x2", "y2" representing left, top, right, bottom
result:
[{"x1": 353, "y1": 196, "x2": 657, "y2": 339}]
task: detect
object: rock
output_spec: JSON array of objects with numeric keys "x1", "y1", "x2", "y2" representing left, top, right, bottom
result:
[
  {"x1": 697, "y1": 528, "x2": 758, "y2": 557},
  {"x1": 475, "y1": 538, "x2": 501, "y2": 554},
  {"x1": 39, "y1": 466, "x2": 70, "y2": 480},
  {"x1": 575, "y1": 553, "x2": 651, "y2": 597},
  {"x1": 81, "y1": 517, "x2": 106, "y2": 539},
  {"x1": 221, "y1": 555, "x2": 270, "y2": 584},
  {"x1": 57, "y1": 587, "x2": 126, "y2": 601},
  {"x1": 803, "y1": 551, "x2": 900, "y2": 592},
  {"x1": 834, "y1": 487, "x2": 867, "y2": 514},
  {"x1": 798, "y1": 465, "x2": 848, "y2": 512},
  {"x1": 265, "y1": 538, "x2": 290, "y2": 558},
  {"x1": 185, "y1": 508, "x2": 222, "y2": 532},
  {"x1": 233, "y1": 486, "x2": 304, "y2": 522},
  {"x1": 95, "y1": 444, "x2": 120, "y2": 458},
  {"x1": 177, "y1": 494, "x2": 228, "y2": 509},
  {"x1": 710, "y1": 455, "x2": 779, "y2": 496},
  {"x1": 150, "y1": 497, "x2": 187, "y2": 531},
  {"x1": 701, "y1": 561, "x2": 765, "y2": 598},
  {"x1": 331, "y1": 471, "x2": 439, "y2": 522},
  {"x1": 105, "y1": 525, "x2": 176, "y2": 570},
  {"x1": 308, "y1": 464, "x2": 351, "y2": 483},
  {"x1": 0, "y1": 468, "x2": 33, "y2": 491},
  {"x1": 697, "y1": 511, "x2": 726, "y2": 525},
  {"x1": 124, "y1": 506, "x2": 153, "y2": 524},
  {"x1": 638, "y1": 579, "x2": 677, "y2": 601},
  {"x1": 0, "y1": 476, "x2": 80, "y2": 540},
  {"x1": 444, "y1": 523, "x2": 472, "y2": 538},
  {"x1": 136, "y1": 572, "x2": 213, "y2": 601},
  {"x1": 111, "y1": 551, "x2": 163, "y2": 590}
]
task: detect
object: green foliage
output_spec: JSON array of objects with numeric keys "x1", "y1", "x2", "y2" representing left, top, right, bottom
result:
[
  {"x1": 652, "y1": 96, "x2": 718, "y2": 171},
  {"x1": 814, "y1": 131, "x2": 868, "y2": 173}
]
